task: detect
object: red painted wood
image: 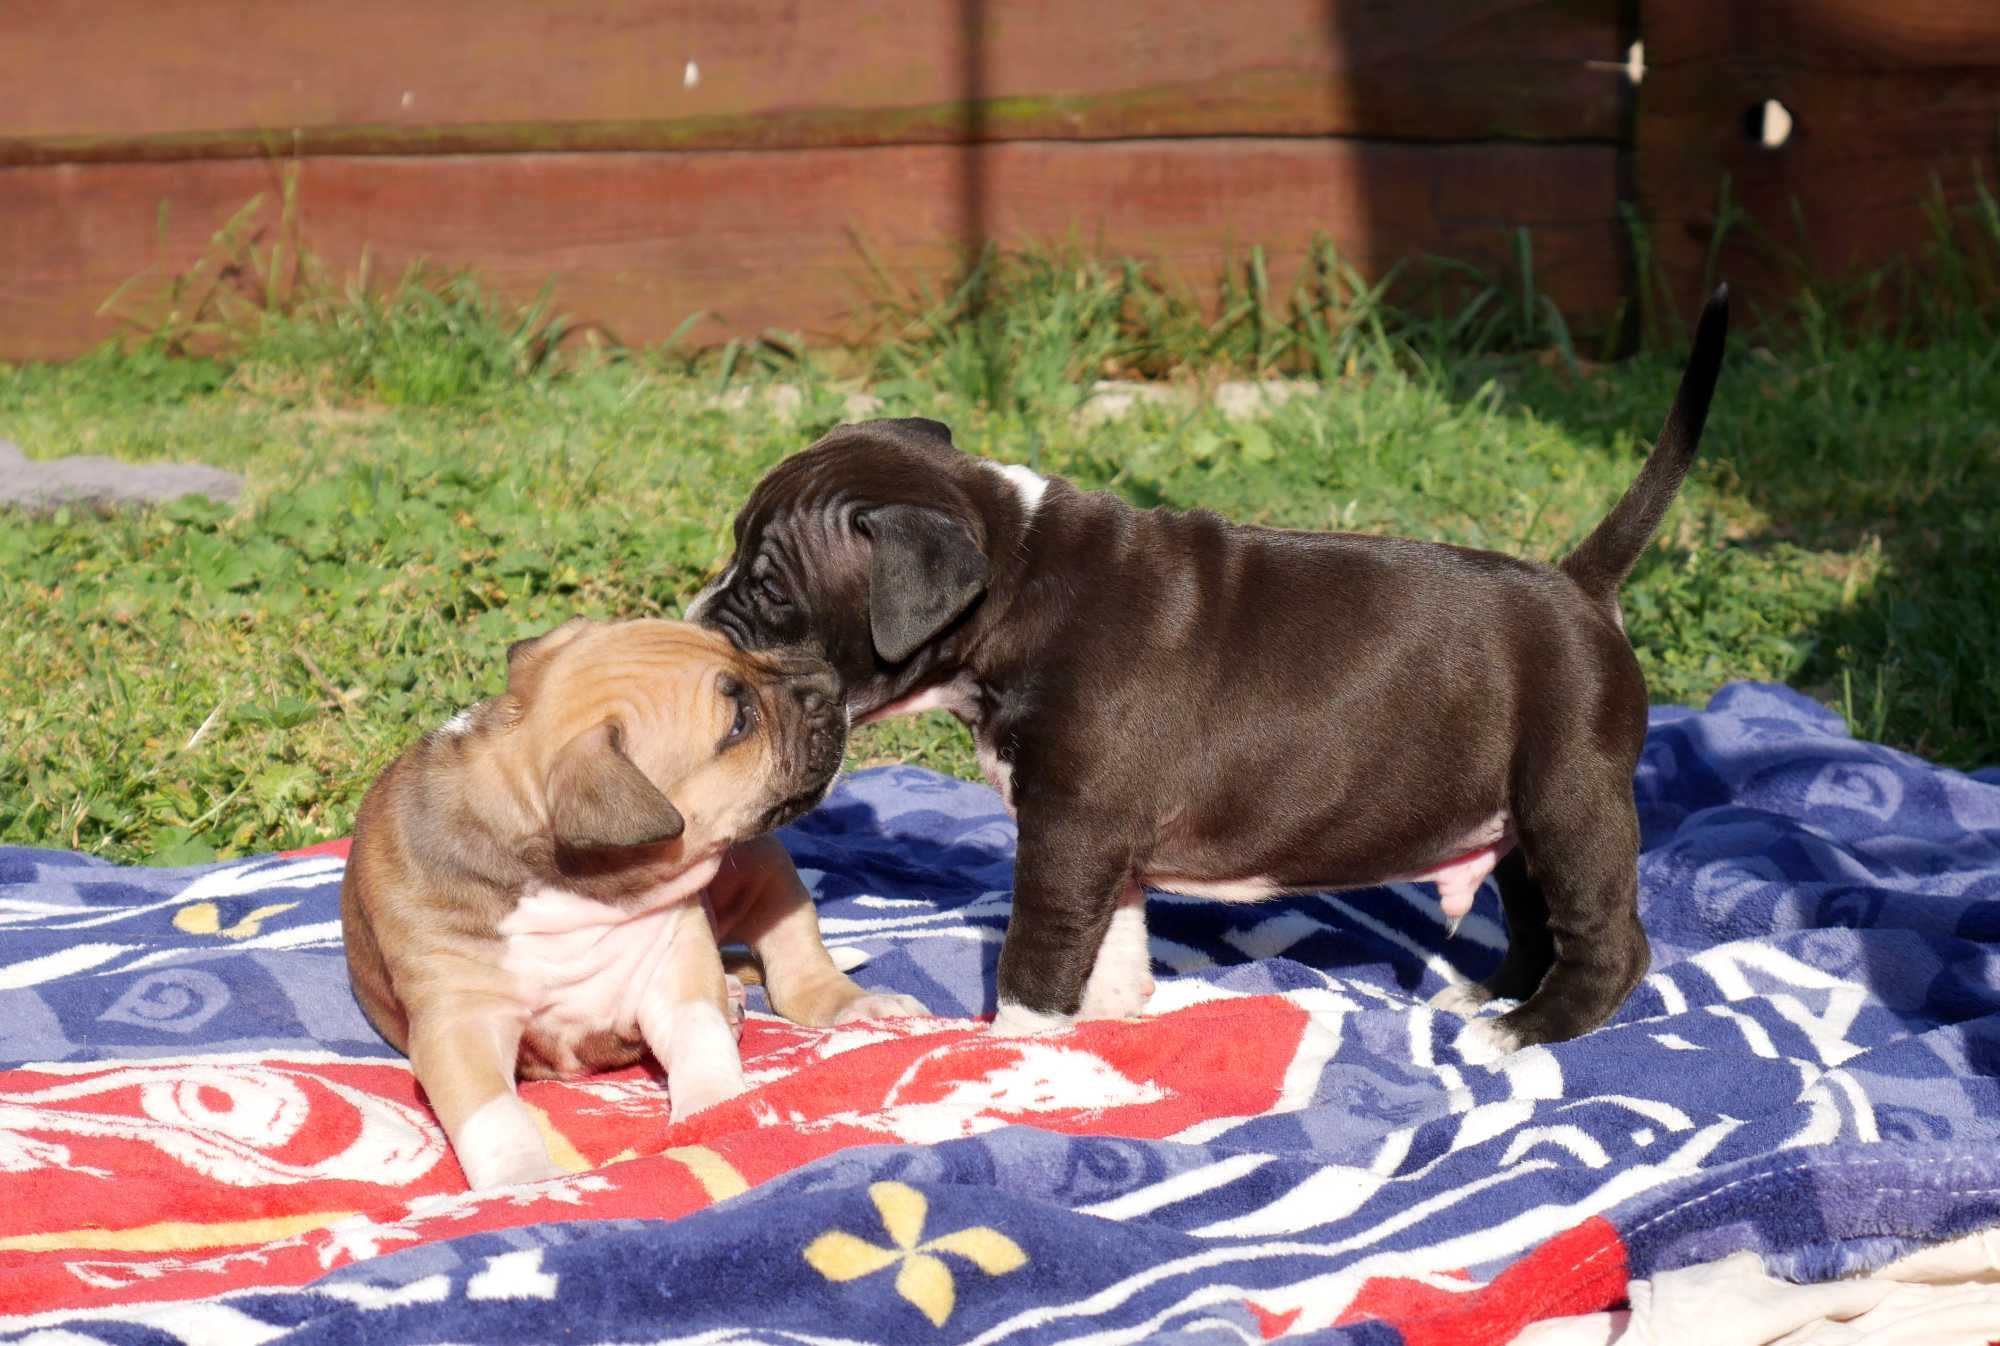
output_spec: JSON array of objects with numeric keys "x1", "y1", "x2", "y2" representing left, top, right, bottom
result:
[
  {"x1": 0, "y1": 142, "x2": 1623, "y2": 360},
  {"x1": 1638, "y1": 0, "x2": 2000, "y2": 325},
  {"x1": 3, "y1": 0, "x2": 1624, "y2": 160}
]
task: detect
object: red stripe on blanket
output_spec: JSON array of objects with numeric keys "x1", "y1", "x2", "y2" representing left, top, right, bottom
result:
[
  {"x1": 278, "y1": 838, "x2": 352, "y2": 860},
  {"x1": 0, "y1": 994, "x2": 1310, "y2": 1314},
  {"x1": 1331, "y1": 1217, "x2": 1628, "y2": 1345}
]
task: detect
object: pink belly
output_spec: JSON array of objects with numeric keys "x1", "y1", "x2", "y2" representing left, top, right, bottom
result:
[
  {"x1": 1393, "y1": 836, "x2": 1514, "y2": 921},
  {"x1": 1146, "y1": 815, "x2": 1515, "y2": 918}
]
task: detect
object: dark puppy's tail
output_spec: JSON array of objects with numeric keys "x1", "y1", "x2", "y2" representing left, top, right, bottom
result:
[{"x1": 1559, "y1": 285, "x2": 1730, "y2": 605}]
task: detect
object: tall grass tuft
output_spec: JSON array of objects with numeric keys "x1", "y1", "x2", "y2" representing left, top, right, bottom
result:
[{"x1": 98, "y1": 166, "x2": 573, "y2": 405}]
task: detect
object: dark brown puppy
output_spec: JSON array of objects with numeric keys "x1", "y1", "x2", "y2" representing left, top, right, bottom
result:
[{"x1": 690, "y1": 288, "x2": 1729, "y2": 1062}]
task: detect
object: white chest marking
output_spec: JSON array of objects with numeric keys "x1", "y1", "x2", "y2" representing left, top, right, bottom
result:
[{"x1": 498, "y1": 855, "x2": 723, "y2": 1062}]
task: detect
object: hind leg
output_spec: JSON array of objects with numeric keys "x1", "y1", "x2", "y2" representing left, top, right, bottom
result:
[
  {"x1": 1431, "y1": 848, "x2": 1557, "y2": 1017},
  {"x1": 1454, "y1": 773, "x2": 1650, "y2": 1064}
]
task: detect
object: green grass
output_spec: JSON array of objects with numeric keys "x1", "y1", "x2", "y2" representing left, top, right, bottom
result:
[{"x1": 3, "y1": 231, "x2": 1998, "y2": 865}]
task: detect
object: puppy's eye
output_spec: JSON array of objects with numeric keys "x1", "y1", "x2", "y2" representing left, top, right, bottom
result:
[
  {"x1": 757, "y1": 574, "x2": 791, "y2": 608},
  {"x1": 723, "y1": 697, "x2": 756, "y2": 746}
]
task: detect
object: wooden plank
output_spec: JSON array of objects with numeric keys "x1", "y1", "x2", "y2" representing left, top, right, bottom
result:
[
  {"x1": 3, "y1": 0, "x2": 1626, "y2": 162},
  {"x1": 1644, "y1": 0, "x2": 2000, "y2": 69},
  {"x1": 0, "y1": 142, "x2": 1623, "y2": 361},
  {"x1": 1637, "y1": 0, "x2": 2000, "y2": 324}
]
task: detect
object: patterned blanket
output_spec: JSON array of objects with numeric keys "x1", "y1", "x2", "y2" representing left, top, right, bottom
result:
[{"x1": 4, "y1": 682, "x2": 1999, "y2": 1344}]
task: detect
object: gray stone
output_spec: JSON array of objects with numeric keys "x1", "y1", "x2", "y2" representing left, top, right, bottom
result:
[
  {"x1": 1073, "y1": 380, "x2": 1197, "y2": 426},
  {"x1": 0, "y1": 438, "x2": 243, "y2": 512},
  {"x1": 708, "y1": 385, "x2": 883, "y2": 422},
  {"x1": 1212, "y1": 379, "x2": 1321, "y2": 420},
  {"x1": 763, "y1": 385, "x2": 806, "y2": 419}
]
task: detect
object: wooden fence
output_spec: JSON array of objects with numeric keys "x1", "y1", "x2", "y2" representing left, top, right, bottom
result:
[{"x1": 2, "y1": 1, "x2": 1995, "y2": 360}]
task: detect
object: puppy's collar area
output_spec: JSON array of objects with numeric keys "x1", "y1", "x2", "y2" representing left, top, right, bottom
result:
[
  {"x1": 549, "y1": 834, "x2": 689, "y2": 872},
  {"x1": 987, "y1": 460, "x2": 1049, "y2": 521},
  {"x1": 852, "y1": 673, "x2": 982, "y2": 728}
]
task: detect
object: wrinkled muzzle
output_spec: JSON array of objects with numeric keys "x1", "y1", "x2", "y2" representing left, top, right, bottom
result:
[{"x1": 760, "y1": 652, "x2": 847, "y2": 830}]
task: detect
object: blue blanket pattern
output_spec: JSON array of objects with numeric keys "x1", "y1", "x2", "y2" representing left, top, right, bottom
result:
[{"x1": 4, "y1": 682, "x2": 2000, "y2": 1344}]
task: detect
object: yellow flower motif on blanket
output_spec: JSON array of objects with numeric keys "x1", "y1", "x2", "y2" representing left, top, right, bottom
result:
[
  {"x1": 174, "y1": 900, "x2": 299, "y2": 940},
  {"x1": 803, "y1": 1180, "x2": 1027, "y2": 1327}
]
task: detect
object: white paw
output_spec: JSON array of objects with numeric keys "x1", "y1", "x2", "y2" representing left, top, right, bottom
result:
[
  {"x1": 832, "y1": 992, "x2": 930, "y2": 1025},
  {"x1": 1080, "y1": 973, "x2": 1154, "y2": 1021},
  {"x1": 724, "y1": 974, "x2": 747, "y2": 1029},
  {"x1": 669, "y1": 1071, "x2": 749, "y2": 1125},
  {"x1": 1454, "y1": 1017, "x2": 1522, "y2": 1067},
  {"x1": 454, "y1": 1096, "x2": 565, "y2": 1190},
  {"x1": 1079, "y1": 886, "x2": 1153, "y2": 1021},
  {"x1": 989, "y1": 1002, "x2": 1076, "y2": 1038},
  {"x1": 1429, "y1": 982, "x2": 1494, "y2": 1018},
  {"x1": 461, "y1": 1148, "x2": 566, "y2": 1190}
]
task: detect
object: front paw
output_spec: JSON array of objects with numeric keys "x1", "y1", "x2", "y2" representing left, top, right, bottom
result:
[
  {"x1": 453, "y1": 1096, "x2": 567, "y2": 1190},
  {"x1": 1080, "y1": 972, "x2": 1154, "y2": 1021},
  {"x1": 461, "y1": 1148, "x2": 567, "y2": 1190},
  {"x1": 669, "y1": 1072, "x2": 749, "y2": 1125},
  {"x1": 1453, "y1": 1017, "x2": 1523, "y2": 1067},
  {"x1": 776, "y1": 972, "x2": 930, "y2": 1028},
  {"x1": 1429, "y1": 982, "x2": 1496, "y2": 1018},
  {"x1": 832, "y1": 991, "x2": 929, "y2": 1025},
  {"x1": 989, "y1": 1002, "x2": 1076, "y2": 1037}
]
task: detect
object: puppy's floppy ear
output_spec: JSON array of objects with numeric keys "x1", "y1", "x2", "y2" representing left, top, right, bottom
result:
[
  {"x1": 877, "y1": 417, "x2": 955, "y2": 445},
  {"x1": 545, "y1": 723, "x2": 685, "y2": 851},
  {"x1": 506, "y1": 617, "x2": 595, "y2": 692},
  {"x1": 857, "y1": 504, "x2": 989, "y2": 663}
]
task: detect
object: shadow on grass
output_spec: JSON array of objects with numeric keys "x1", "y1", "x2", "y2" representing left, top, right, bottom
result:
[{"x1": 1496, "y1": 329, "x2": 2000, "y2": 771}]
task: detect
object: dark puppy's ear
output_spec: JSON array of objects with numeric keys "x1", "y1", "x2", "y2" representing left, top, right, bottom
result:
[
  {"x1": 545, "y1": 723, "x2": 685, "y2": 851},
  {"x1": 876, "y1": 417, "x2": 955, "y2": 445},
  {"x1": 858, "y1": 504, "x2": 989, "y2": 663},
  {"x1": 506, "y1": 617, "x2": 594, "y2": 691}
]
